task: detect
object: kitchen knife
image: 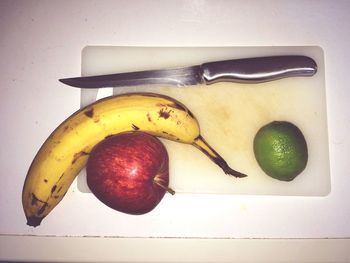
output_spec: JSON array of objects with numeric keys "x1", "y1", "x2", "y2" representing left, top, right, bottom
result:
[{"x1": 59, "y1": 55, "x2": 317, "y2": 89}]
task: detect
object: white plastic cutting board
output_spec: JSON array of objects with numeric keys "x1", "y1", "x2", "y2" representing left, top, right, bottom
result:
[{"x1": 77, "y1": 46, "x2": 330, "y2": 196}]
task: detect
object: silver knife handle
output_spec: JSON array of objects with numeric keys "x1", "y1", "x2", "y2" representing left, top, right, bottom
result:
[{"x1": 201, "y1": 55, "x2": 317, "y2": 84}]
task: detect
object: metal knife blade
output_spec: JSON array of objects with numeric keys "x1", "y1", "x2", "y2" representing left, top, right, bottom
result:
[{"x1": 59, "y1": 55, "x2": 317, "y2": 89}]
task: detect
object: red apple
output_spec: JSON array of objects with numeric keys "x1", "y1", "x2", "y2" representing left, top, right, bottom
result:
[{"x1": 86, "y1": 131, "x2": 174, "y2": 215}]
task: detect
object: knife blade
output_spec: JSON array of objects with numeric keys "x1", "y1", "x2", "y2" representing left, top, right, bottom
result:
[{"x1": 59, "y1": 55, "x2": 317, "y2": 89}]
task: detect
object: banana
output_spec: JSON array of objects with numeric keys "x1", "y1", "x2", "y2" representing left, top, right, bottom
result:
[{"x1": 22, "y1": 92, "x2": 246, "y2": 227}]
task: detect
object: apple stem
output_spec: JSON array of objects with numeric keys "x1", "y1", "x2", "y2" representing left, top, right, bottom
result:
[{"x1": 154, "y1": 180, "x2": 175, "y2": 195}]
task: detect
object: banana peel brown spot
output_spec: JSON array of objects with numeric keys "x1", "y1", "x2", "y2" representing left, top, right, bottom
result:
[
  {"x1": 51, "y1": 185, "x2": 57, "y2": 193},
  {"x1": 156, "y1": 103, "x2": 168, "y2": 108},
  {"x1": 31, "y1": 193, "x2": 50, "y2": 217},
  {"x1": 162, "y1": 131, "x2": 180, "y2": 141},
  {"x1": 72, "y1": 150, "x2": 89, "y2": 164},
  {"x1": 31, "y1": 193, "x2": 46, "y2": 205},
  {"x1": 37, "y1": 203, "x2": 48, "y2": 216},
  {"x1": 147, "y1": 113, "x2": 152, "y2": 122},
  {"x1": 58, "y1": 173, "x2": 64, "y2": 182},
  {"x1": 166, "y1": 102, "x2": 184, "y2": 111},
  {"x1": 166, "y1": 102, "x2": 194, "y2": 117},
  {"x1": 84, "y1": 108, "x2": 94, "y2": 118},
  {"x1": 160, "y1": 102, "x2": 195, "y2": 119},
  {"x1": 84, "y1": 107, "x2": 100, "y2": 122},
  {"x1": 31, "y1": 193, "x2": 43, "y2": 206},
  {"x1": 131, "y1": 124, "x2": 140, "y2": 130},
  {"x1": 158, "y1": 108, "x2": 173, "y2": 119}
]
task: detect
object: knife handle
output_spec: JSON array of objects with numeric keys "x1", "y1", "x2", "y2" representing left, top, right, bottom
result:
[{"x1": 201, "y1": 55, "x2": 317, "y2": 84}]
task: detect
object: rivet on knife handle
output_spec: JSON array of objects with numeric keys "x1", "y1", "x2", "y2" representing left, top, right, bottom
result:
[{"x1": 201, "y1": 55, "x2": 317, "y2": 84}]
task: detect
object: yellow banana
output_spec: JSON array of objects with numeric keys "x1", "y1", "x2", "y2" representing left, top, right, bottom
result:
[{"x1": 22, "y1": 92, "x2": 246, "y2": 227}]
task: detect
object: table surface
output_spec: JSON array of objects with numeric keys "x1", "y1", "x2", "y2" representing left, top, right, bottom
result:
[{"x1": 1, "y1": 0, "x2": 350, "y2": 262}]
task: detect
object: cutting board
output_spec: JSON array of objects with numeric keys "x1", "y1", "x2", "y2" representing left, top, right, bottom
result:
[{"x1": 77, "y1": 46, "x2": 330, "y2": 196}]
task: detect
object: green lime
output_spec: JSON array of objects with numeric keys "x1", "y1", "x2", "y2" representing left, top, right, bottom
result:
[{"x1": 253, "y1": 121, "x2": 308, "y2": 181}]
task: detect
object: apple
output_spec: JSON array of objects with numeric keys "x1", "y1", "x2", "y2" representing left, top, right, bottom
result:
[{"x1": 86, "y1": 131, "x2": 174, "y2": 215}]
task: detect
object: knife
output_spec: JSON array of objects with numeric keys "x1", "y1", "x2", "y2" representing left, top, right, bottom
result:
[{"x1": 59, "y1": 55, "x2": 317, "y2": 89}]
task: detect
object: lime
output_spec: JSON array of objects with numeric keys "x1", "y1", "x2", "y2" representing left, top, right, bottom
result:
[{"x1": 253, "y1": 121, "x2": 308, "y2": 181}]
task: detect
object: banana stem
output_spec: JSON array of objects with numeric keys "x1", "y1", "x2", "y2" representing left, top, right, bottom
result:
[{"x1": 192, "y1": 135, "x2": 247, "y2": 178}]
